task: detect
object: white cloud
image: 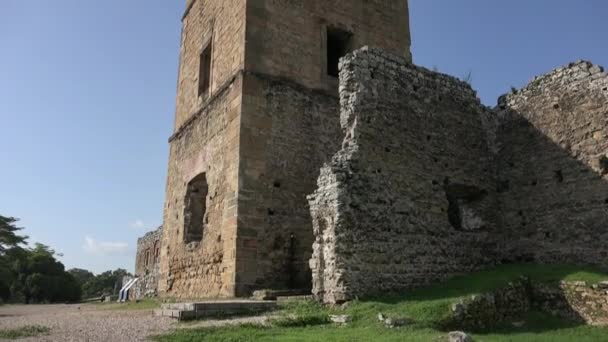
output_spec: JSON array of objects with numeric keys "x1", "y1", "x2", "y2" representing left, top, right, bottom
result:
[
  {"x1": 130, "y1": 219, "x2": 146, "y2": 229},
  {"x1": 83, "y1": 236, "x2": 129, "y2": 255}
]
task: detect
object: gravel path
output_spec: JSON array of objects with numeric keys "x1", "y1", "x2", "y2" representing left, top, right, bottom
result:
[
  {"x1": 0, "y1": 304, "x2": 176, "y2": 341},
  {"x1": 0, "y1": 304, "x2": 272, "y2": 341}
]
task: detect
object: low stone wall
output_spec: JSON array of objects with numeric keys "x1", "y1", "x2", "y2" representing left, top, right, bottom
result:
[
  {"x1": 449, "y1": 279, "x2": 608, "y2": 329},
  {"x1": 450, "y1": 278, "x2": 531, "y2": 329},
  {"x1": 533, "y1": 281, "x2": 608, "y2": 325}
]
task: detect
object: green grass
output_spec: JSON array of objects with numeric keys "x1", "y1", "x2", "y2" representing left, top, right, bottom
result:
[
  {"x1": 96, "y1": 298, "x2": 160, "y2": 311},
  {"x1": 0, "y1": 325, "x2": 50, "y2": 339},
  {"x1": 154, "y1": 264, "x2": 608, "y2": 342}
]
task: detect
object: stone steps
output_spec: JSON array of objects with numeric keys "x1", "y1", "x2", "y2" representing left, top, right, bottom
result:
[
  {"x1": 251, "y1": 289, "x2": 311, "y2": 300},
  {"x1": 155, "y1": 300, "x2": 277, "y2": 321},
  {"x1": 277, "y1": 295, "x2": 314, "y2": 302}
]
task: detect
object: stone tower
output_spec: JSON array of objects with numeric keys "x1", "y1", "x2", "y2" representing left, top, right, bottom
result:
[{"x1": 159, "y1": 0, "x2": 412, "y2": 299}]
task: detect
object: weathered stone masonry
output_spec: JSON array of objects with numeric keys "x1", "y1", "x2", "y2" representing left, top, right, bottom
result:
[
  {"x1": 494, "y1": 61, "x2": 608, "y2": 266},
  {"x1": 159, "y1": 0, "x2": 412, "y2": 299},
  {"x1": 158, "y1": 0, "x2": 607, "y2": 303},
  {"x1": 309, "y1": 48, "x2": 608, "y2": 303},
  {"x1": 133, "y1": 226, "x2": 162, "y2": 299},
  {"x1": 309, "y1": 48, "x2": 499, "y2": 303}
]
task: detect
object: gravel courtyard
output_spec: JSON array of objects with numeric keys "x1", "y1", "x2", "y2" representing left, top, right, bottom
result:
[{"x1": 0, "y1": 304, "x2": 176, "y2": 341}]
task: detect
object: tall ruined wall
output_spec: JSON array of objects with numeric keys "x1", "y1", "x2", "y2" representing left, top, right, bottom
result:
[
  {"x1": 135, "y1": 226, "x2": 163, "y2": 277},
  {"x1": 494, "y1": 61, "x2": 608, "y2": 266},
  {"x1": 309, "y1": 48, "x2": 499, "y2": 303},
  {"x1": 133, "y1": 226, "x2": 163, "y2": 299},
  {"x1": 159, "y1": 77, "x2": 242, "y2": 299}
]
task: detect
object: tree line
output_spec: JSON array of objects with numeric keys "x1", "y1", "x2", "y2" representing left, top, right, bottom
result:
[{"x1": 0, "y1": 215, "x2": 131, "y2": 304}]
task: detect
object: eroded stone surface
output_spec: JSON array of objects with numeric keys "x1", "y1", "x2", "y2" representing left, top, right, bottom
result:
[
  {"x1": 309, "y1": 48, "x2": 498, "y2": 303},
  {"x1": 132, "y1": 226, "x2": 162, "y2": 299},
  {"x1": 494, "y1": 60, "x2": 608, "y2": 267},
  {"x1": 159, "y1": 0, "x2": 413, "y2": 299},
  {"x1": 309, "y1": 48, "x2": 608, "y2": 303},
  {"x1": 450, "y1": 279, "x2": 531, "y2": 329}
]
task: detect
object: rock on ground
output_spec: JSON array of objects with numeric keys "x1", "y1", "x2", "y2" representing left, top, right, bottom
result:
[{"x1": 448, "y1": 331, "x2": 473, "y2": 342}]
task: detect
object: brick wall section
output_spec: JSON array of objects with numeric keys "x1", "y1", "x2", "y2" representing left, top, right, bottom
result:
[
  {"x1": 235, "y1": 73, "x2": 341, "y2": 294},
  {"x1": 160, "y1": 0, "x2": 246, "y2": 299},
  {"x1": 494, "y1": 61, "x2": 608, "y2": 266},
  {"x1": 159, "y1": 77, "x2": 242, "y2": 299},
  {"x1": 163, "y1": 0, "x2": 414, "y2": 298},
  {"x1": 233, "y1": 0, "x2": 412, "y2": 295},
  {"x1": 173, "y1": 0, "x2": 246, "y2": 130},
  {"x1": 245, "y1": 0, "x2": 411, "y2": 94},
  {"x1": 308, "y1": 48, "x2": 499, "y2": 303}
]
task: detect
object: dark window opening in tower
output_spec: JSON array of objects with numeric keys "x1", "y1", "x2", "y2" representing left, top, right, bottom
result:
[
  {"x1": 327, "y1": 27, "x2": 352, "y2": 78},
  {"x1": 198, "y1": 42, "x2": 212, "y2": 96},
  {"x1": 154, "y1": 241, "x2": 160, "y2": 263},
  {"x1": 184, "y1": 173, "x2": 208, "y2": 243}
]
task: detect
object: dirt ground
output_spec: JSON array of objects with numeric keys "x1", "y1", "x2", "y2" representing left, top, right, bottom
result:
[
  {"x1": 0, "y1": 304, "x2": 175, "y2": 341},
  {"x1": 0, "y1": 303, "x2": 270, "y2": 341}
]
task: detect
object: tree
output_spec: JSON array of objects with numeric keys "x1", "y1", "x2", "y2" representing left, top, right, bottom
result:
[
  {"x1": 81, "y1": 268, "x2": 132, "y2": 299},
  {"x1": 0, "y1": 215, "x2": 27, "y2": 254},
  {"x1": 0, "y1": 215, "x2": 28, "y2": 302},
  {"x1": 1, "y1": 238, "x2": 82, "y2": 304},
  {"x1": 19, "y1": 243, "x2": 81, "y2": 303},
  {"x1": 68, "y1": 268, "x2": 95, "y2": 288},
  {"x1": 0, "y1": 214, "x2": 129, "y2": 304}
]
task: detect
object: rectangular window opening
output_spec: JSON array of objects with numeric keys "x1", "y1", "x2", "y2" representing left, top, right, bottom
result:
[
  {"x1": 327, "y1": 27, "x2": 352, "y2": 78},
  {"x1": 198, "y1": 42, "x2": 212, "y2": 96},
  {"x1": 183, "y1": 173, "x2": 208, "y2": 243}
]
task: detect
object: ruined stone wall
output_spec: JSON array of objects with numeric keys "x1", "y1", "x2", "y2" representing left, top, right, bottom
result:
[
  {"x1": 135, "y1": 226, "x2": 163, "y2": 277},
  {"x1": 174, "y1": 0, "x2": 246, "y2": 130},
  {"x1": 309, "y1": 48, "x2": 499, "y2": 303},
  {"x1": 133, "y1": 226, "x2": 162, "y2": 300},
  {"x1": 494, "y1": 61, "x2": 608, "y2": 266},
  {"x1": 159, "y1": 77, "x2": 242, "y2": 299}
]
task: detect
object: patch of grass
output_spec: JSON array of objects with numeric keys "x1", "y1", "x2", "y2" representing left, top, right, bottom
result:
[
  {"x1": 271, "y1": 301, "x2": 331, "y2": 327},
  {"x1": 97, "y1": 298, "x2": 160, "y2": 311},
  {"x1": 0, "y1": 325, "x2": 50, "y2": 339},
  {"x1": 155, "y1": 264, "x2": 608, "y2": 342}
]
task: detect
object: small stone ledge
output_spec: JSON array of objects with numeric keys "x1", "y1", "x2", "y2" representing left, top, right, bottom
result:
[
  {"x1": 450, "y1": 278, "x2": 532, "y2": 329},
  {"x1": 534, "y1": 280, "x2": 608, "y2": 325},
  {"x1": 156, "y1": 300, "x2": 277, "y2": 321},
  {"x1": 251, "y1": 289, "x2": 311, "y2": 301}
]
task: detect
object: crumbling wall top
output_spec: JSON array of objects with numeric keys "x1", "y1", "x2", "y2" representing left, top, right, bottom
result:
[{"x1": 499, "y1": 60, "x2": 607, "y2": 109}]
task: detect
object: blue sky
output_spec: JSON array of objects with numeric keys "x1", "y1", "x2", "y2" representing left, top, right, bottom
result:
[{"x1": 0, "y1": 1, "x2": 606, "y2": 274}]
